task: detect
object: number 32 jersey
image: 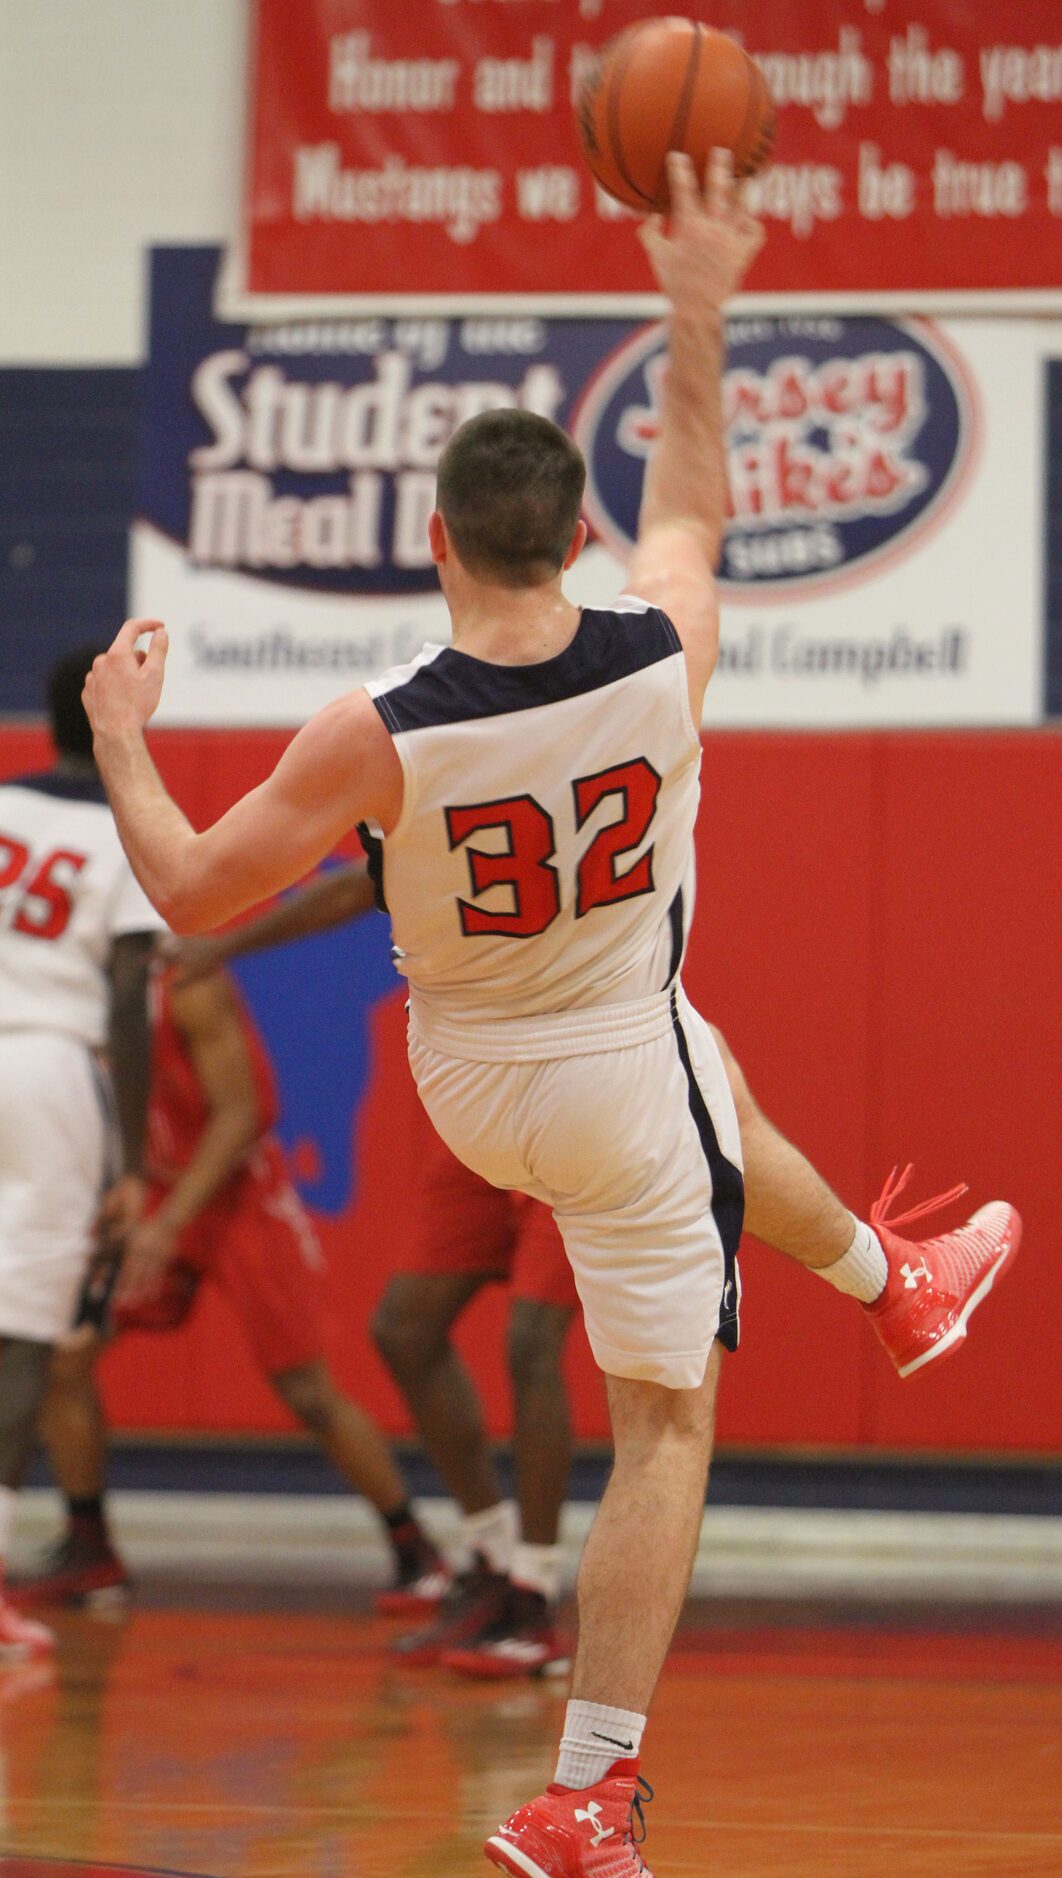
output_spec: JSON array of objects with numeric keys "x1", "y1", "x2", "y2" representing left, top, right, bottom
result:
[
  {"x1": 0, "y1": 772, "x2": 165, "y2": 1046},
  {"x1": 365, "y1": 599, "x2": 701, "y2": 1025}
]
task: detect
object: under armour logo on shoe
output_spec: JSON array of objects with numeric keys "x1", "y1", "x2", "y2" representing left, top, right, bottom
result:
[
  {"x1": 574, "y1": 1801, "x2": 615, "y2": 1847},
  {"x1": 901, "y1": 1260, "x2": 932, "y2": 1289}
]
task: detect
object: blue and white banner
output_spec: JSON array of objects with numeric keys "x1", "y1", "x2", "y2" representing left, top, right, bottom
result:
[{"x1": 133, "y1": 248, "x2": 1047, "y2": 727}]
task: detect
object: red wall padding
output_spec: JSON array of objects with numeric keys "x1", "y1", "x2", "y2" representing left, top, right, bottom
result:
[{"x1": 3, "y1": 723, "x2": 1059, "y2": 1454}]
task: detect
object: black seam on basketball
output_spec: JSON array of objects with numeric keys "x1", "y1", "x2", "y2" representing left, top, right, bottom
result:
[
  {"x1": 738, "y1": 60, "x2": 775, "y2": 177},
  {"x1": 753, "y1": 65, "x2": 777, "y2": 168},
  {"x1": 734, "y1": 53, "x2": 763, "y2": 179},
  {"x1": 606, "y1": 30, "x2": 657, "y2": 209},
  {"x1": 656, "y1": 22, "x2": 703, "y2": 205},
  {"x1": 753, "y1": 67, "x2": 778, "y2": 169}
]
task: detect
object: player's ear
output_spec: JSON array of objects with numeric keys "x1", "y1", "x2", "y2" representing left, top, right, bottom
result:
[
  {"x1": 563, "y1": 519, "x2": 589, "y2": 570},
  {"x1": 428, "y1": 509, "x2": 448, "y2": 566}
]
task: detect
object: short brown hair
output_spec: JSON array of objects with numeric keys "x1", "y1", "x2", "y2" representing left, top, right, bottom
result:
[{"x1": 436, "y1": 409, "x2": 586, "y2": 588}]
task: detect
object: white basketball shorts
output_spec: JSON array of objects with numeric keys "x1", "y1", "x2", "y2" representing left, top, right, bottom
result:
[
  {"x1": 0, "y1": 1031, "x2": 109, "y2": 1343},
  {"x1": 407, "y1": 986, "x2": 744, "y2": 1391}
]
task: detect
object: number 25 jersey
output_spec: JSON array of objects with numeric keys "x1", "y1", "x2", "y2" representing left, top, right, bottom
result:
[
  {"x1": 0, "y1": 772, "x2": 165, "y2": 1046},
  {"x1": 365, "y1": 599, "x2": 701, "y2": 1025}
]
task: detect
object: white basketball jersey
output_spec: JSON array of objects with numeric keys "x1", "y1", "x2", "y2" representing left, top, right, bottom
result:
[
  {"x1": 0, "y1": 772, "x2": 165, "y2": 1046},
  {"x1": 364, "y1": 599, "x2": 701, "y2": 1026}
]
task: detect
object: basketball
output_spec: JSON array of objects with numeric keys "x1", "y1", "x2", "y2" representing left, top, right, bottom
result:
[{"x1": 576, "y1": 17, "x2": 776, "y2": 213}]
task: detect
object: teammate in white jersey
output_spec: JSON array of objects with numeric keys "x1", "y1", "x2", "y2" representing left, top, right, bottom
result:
[
  {"x1": 0, "y1": 647, "x2": 164, "y2": 1660},
  {"x1": 84, "y1": 156, "x2": 1019, "y2": 1875}
]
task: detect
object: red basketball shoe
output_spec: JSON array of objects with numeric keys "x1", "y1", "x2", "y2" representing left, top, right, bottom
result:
[
  {"x1": 0, "y1": 1595, "x2": 54, "y2": 1661},
  {"x1": 391, "y1": 1552, "x2": 509, "y2": 1665},
  {"x1": 441, "y1": 1585, "x2": 570, "y2": 1680},
  {"x1": 485, "y1": 1761, "x2": 654, "y2": 1876},
  {"x1": 8, "y1": 1526, "x2": 131, "y2": 1609},
  {"x1": 374, "y1": 1558, "x2": 452, "y2": 1617},
  {"x1": 866, "y1": 1165, "x2": 1021, "y2": 1378},
  {"x1": 374, "y1": 1520, "x2": 451, "y2": 1616}
]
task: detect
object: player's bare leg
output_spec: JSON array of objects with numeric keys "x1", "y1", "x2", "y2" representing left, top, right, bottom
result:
[
  {"x1": 570, "y1": 1348, "x2": 720, "y2": 1717},
  {"x1": 40, "y1": 1334, "x2": 109, "y2": 1496},
  {"x1": 0, "y1": 1336, "x2": 58, "y2": 1651},
  {"x1": 485, "y1": 1349, "x2": 721, "y2": 1871},
  {"x1": 270, "y1": 1358, "x2": 444, "y2": 1603},
  {"x1": 371, "y1": 1272, "x2": 505, "y2": 1516},
  {"x1": 441, "y1": 1298, "x2": 575, "y2": 1681},
  {"x1": 272, "y1": 1358, "x2": 411, "y2": 1513},
  {"x1": 11, "y1": 1335, "x2": 135, "y2": 1606},
  {"x1": 508, "y1": 1300, "x2": 573, "y2": 1548},
  {"x1": 372, "y1": 1272, "x2": 516, "y2": 1655},
  {"x1": 712, "y1": 1029, "x2": 854, "y2": 1267}
]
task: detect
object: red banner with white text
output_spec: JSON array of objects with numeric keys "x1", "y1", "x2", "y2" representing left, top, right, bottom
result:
[{"x1": 233, "y1": 0, "x2": 1062, "y2": 314}]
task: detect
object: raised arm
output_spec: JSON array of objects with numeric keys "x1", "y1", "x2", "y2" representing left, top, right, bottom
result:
[
  {"x1": 626, "y1": 150, "x2": 764, "y2": 719},
  {"x1": 83, "y1": 621, "x2": 402, "y2": 934}
]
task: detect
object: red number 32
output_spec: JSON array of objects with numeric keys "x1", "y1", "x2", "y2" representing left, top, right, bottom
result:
[{"x1": 446, "y1": 757, "x2": 661, "y2": 938}]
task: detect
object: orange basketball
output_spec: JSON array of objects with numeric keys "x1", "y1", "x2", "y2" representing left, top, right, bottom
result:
[{"x1": 576, "y1": 16, "x2": 776, "y2": 213}]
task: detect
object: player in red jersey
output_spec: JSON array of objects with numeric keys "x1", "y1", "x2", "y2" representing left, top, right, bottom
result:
[
  {"x1": 169, "y1": 867, "x2": 579, "y2": 1668},
  {"x1": 14, "y1": 951, "x2": 442, "y2": 1609}
]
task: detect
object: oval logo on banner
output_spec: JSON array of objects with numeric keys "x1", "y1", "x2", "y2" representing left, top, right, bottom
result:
[{"x1": 573, "y1": 316, "x2": 978, "y2": 599}]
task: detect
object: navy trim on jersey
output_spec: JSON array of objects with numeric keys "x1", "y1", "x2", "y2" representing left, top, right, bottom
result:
[
  {"x1": 356, "y1": 822, "x2": 388, "y2": 913},
  {"x1": 8, "y1": 769, "x2": 108, "y2": 805},
  {"x1": 373, "y1": 606, "x2": 681, "y2": 737},
  {"x1": 670, "y1": 987, "x2": 744, "y2": 1353},
  {"x1": 665, "y1": 886, "x2": 685, "y2": 986}
]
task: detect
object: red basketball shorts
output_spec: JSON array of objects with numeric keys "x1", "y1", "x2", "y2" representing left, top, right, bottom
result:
[
  {"x1": 406, "y1": 1123, "x2": 578, "y2": 1312},
  {"x1": 114, "y1": 1139, "x2": 325, "y2": 1376}
]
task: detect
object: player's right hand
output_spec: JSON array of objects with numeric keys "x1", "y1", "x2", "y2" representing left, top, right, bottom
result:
[
  {"x1": 82, "y1": 617, "x2": 170, "y2": 740},
  {"x1": 93, "y1": 1173, "x2": 147, "y2": 1258},
  {"x1": 116, "y1": 1212, "x2": 177, "y2": 1306},
  {"x1": 639, "y1": 149, "x2": 764, "y2": 313}
]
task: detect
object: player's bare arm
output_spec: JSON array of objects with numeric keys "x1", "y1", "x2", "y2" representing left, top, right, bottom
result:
[
  {"x1": 84, "y1": 621, "x2": 402, "y2": 933},
  {"x1": 117, "y1": 971, "x2": 262, "y2": 1302},
  {"x1": 174, "y1": 863, "x2": 374, "y2": 986},
  {"x1": 628, "y1": 149, "x2": 764, "y2": 719},
  {"x1": 105, "y1": 932, "x2": 154, "y2": 1176},
  {"x1": 94, "y1": 930, "x2": 156, "y2": 1255}
]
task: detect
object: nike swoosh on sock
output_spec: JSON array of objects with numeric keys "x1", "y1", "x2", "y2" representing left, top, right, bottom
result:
[{"x1": 591, "y1": 1731, "x2": 634, "y2": 1752}]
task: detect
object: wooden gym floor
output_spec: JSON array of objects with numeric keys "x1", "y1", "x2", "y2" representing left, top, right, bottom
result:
[{"x1": 1, "y1": 1585, "x2": 1060, "y2": 1877}]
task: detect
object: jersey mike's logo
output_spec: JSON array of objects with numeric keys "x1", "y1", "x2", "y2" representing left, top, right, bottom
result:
[{"x1": 573, "y1": 316, "x2": 978, "y2": 599}]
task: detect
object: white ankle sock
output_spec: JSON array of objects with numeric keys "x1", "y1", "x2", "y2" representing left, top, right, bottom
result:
[
  {"x1": 818, "y1": 1219, "x2": 888, "y2": 1302},
  {"x1": 461, "y1": 1500, "x2": 518, "y2": 1576},
  {"x1": 511, "y1": 1541, "x2": 562, "y2": 1605},
  {"x1": 554, "y1": 1699, "x2": 645, "y2": 1790}
]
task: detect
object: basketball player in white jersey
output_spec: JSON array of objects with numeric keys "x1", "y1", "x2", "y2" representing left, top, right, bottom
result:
[
  {"x1": 0, "y1": 647, "x2": 163, "y2": 1660},
  {"x1": 84, "y1": 155, "x2": 1020, "y2": 1874}
]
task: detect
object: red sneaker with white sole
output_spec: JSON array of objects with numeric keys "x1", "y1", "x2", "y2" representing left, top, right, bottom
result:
[
  {"x1": 866, "y1": 1165, "x2": 1021, "y2": 1378},
  {"x1": 374, "y1": 1560, "x2": 452, "y2": 1617},
  {"x1": 441, "y1": 1585, "x2": 570, "y2": 1681},
  {"x1": 485, "y1": 1760, "x2": 654, "y2": 1876},
  {"x1": 8, "y1": 1526, "x2": 131, "y2": 1609},
  {"x1": 391, "y1": 1552, "x2": 509, "y2": 1665},
  {"x1": 0, "y1": 1595, "x2": 54, "y2": 1661}
]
